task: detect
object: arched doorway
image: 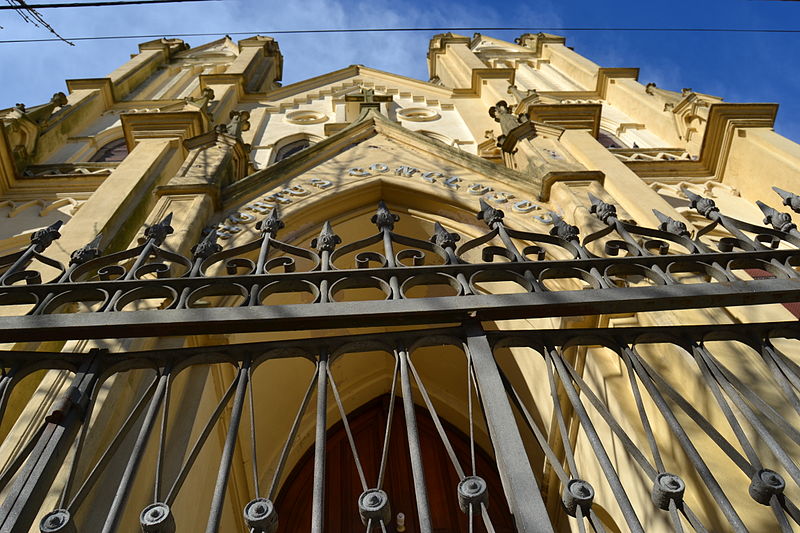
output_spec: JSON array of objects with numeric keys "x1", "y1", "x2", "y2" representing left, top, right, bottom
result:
[{"x1": 276, "y1": 395, "x2": 516, "y2": 532}]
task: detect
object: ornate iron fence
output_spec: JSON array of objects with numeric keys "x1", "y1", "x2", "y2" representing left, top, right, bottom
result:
[{"x1": 0, "y1": 187, "x2": 798, "y2": 532}]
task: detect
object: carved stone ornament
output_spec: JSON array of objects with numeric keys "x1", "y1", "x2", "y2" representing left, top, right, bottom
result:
[
  {"x1": 371, "y1": 201, "x2": 400, "y2": 231},
  {"x1": 488, "y1": 100, "x2": 527, "y2": 136},
  {"x1": 477, "y1": 198, "x2": 505, "y2": 227},
  {"x1": 143, "y1": 213, "x2": 174, "y2": 245},
  {"x1": 311, "y1": 221, "x2": 341, "y2": 252},
  {"x1": 429, "y1": 222, "x2": 461, "y2": 249}
]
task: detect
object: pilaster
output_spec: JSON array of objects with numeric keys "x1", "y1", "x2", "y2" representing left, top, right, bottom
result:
[
  {"x1": 47, "y1": 138, "x2": 183, "y2": 264},
  {"x1": 559, "y1": 129, "x2": 688, "y2": 226}
]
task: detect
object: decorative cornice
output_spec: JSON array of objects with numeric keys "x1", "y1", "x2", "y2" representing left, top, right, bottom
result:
[
  {"x1": 527, "y1": 67, "x2": 639, "y2": 104},
  {"x1": 65, "y1": 78, "x2": 115, "y2": 107},
  {"x1": 452, "y1": 68, "x2": 516, "y2": 97},
  {"x1": 514, "y1": 33, "x2": 567, "y2": 57},
  {"x1": 526, "y1": 104, "x2": 602, "y2": 138},
  {"x1": 620, "y1": 103, "x2": 778, "y2": 179},
  {"x1": 539, "y1": 170, "x2": 605, "y2": 202},
  {"x1": 121, "y1": 110, "x2": 208, "y2": 151}
]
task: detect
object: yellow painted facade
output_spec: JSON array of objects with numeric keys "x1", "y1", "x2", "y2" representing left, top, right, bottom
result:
[{"x1": 0, "y1": 32, "x2": 799, "y2": 533}]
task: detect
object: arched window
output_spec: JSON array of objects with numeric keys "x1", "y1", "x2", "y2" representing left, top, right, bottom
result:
[
  {"x1": 275, "y1": 139, "x2": 312, "y2": 161},
  {"x1": 89, "y1": 138, "x2": 129, "y2": 162},
  {"x1": 271, "y1": 135, "x2": 321, "y2": 164},
  {"x1": 597, "y1": 130, "x2": 628, "y2": 149}
]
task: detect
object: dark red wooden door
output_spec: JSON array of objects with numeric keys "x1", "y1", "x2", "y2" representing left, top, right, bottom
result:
[{"x1": 276, "y1": 395, "x2": 516, "y2": 532}]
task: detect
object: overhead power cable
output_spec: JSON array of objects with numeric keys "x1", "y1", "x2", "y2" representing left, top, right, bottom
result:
[
  {"x1": 0, "y1": 0, "x2": 218, "y2": 9},
  {"x1": 1, "y1": 26, "x2": 800, "y2": 45}
]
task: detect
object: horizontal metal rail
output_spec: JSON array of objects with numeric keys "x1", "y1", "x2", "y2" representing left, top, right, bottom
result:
[{"x1": 0, "y1": 277, "x2": 797, "y2": 342}]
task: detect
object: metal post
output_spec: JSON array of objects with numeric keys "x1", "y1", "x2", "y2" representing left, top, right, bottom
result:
[
  {"x1": 311, "y1": 354, "x2": 329, "y2": 533},
  {"x1": 398, "y1": 348, "x2": 432, "y2": 533},
  {"x1": 101, "y1": 368, "x2": 170, "y2": 533},
  {"x1": 464, "y1": 321, "x2": 554, "y2": 533},
  {"x1": 205, "y1": 361, "x2": 249, "y2": 533},
  {"x1": 0, "y1": 360, "x2": 97, "y2": 533}
]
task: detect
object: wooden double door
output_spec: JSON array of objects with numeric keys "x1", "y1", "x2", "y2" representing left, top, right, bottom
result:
[{"x1": 276, "y1": 395, "x2": 516, "y2": 532}]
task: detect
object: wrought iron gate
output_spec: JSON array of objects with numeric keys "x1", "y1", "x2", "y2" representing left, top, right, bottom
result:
[{"x1": 0, "y1": 187, "x2": 799, "y2": 532}]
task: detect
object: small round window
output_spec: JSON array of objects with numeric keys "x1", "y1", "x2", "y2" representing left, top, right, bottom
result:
[
  {"x1": 398, "y1": 107, "x2": 440, "y2": 122},
  {"x1": 285, "y1": 110, "x2": 328, "y2": 125}
]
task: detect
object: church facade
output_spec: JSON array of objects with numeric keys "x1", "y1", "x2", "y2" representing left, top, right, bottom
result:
[{"x1": 0, "y1": 31, "x2": 799, "y2": 532}]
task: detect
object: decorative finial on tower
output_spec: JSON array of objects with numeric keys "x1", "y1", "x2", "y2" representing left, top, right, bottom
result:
[
  {"x1": 217, "y1": 110, "x2": 251, "y2": 138},
  {"x1": 429, "y1": 222, "x2": 461, "y2": 249},
  {"x1": 653, "y1": 210, "x2": 691, "y2": 237},
  {"x1": 311, "y1": 221, "x2": 341, "y2": 253},
  {"x1": 371, "y1": 201, "x2": 400, "y2": 231}
]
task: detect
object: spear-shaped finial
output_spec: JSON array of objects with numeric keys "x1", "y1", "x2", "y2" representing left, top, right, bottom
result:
[
  {"x1": 548, "y1": 212, "x2": 580, "y2": 242},
  {"x1": 257, "y1": 208, "x2": 285, "y2": 238},
  {"x1": 143, "y1": 213, "x2": 174, "y2": 245},
  {"x1": 371, "y1": 201, "x2": 400, "y2": 231},
  {"x1": 69, "y1": 233, "x2": 103, "y2": 266},
  {"x1": 756, "y1": 201, "x2": 797, "y2": 233},
  {"x1": 30, "y1": 220, "x2": 63, "y2": 252},
  {"x1": 192, "y1": 229, "x2": 223, "y2": 260},
  {"x1": 653, "y1": 210, "x2": 691, "y2": 237},
  {"x1": 773, "y1": 187, "x2": 800, "y2": 214},
  {"x1": 588, "y1": 194, "x2": 617, "y2": 225},
  {"x1": 477, "y1": 198, "x2": 504, "y2": 227},
  {"x1": 429, "y1": 222, "x2": 461, "y2": 249},
  {"x1": 311, "y1": 221, "x2": 341, "y2": 253},
  {"x1": 682, "y1": 188, "x2": 719, "y2": 219}
]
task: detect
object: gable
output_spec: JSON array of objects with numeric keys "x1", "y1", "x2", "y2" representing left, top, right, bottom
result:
[{"x1": 217, "y1": 114, "x2": 552, "y2": 245}]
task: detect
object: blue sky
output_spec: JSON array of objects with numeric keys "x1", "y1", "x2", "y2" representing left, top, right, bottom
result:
[{"x1": 1, "y1": 0, "x2": 799, "y2": 142}]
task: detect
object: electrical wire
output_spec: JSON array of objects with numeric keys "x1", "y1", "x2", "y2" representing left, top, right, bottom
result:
[
  {"x1": 0, "y1": 0, "x2": 217, "y2": 8},
  {"x1": 1, "y1": 25, "x2": 800, "y2": 45}
]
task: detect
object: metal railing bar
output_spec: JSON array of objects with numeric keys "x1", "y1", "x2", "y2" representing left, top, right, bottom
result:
[
  {"x1": 66, "y1": 375, "x2": 158, "y2": 512},
  {"x1": 543, "y1": 348, "x2": 580, "y2": 477},
  {"x1": 623, "y1": 347, "x2": 747, "y2": 531},
  {"x1": 0, "y1": 423, "x2": 44, "y2": 493},
  {"x1": 376, "y1": 358, "x2": 398, "y2": 490},
  {"x1": 311, "y1": 353, "x2": 328, "y2": 533},
  {"x1": 205, "y1": 360, "x2": 250, "y2": 533},
  {"x1": 100, "y1": 367, "x2": 170, "y2": 533},
  {"x1": 547, "y1": 348, "x2": 645, "y2": 533},
  {"x1": 406, "y1": 355, "x2": 465, "y2": 479},
  {"x1": 326, "y1": 366, "x2": 368, "y2": 492},
  {"x1": 154, "y1": 370, "x2": 172, "y2": 503},
  {"x1": 266, "y1": 367, "x2": 317, "y2": 500},
  {"x1": 165, "y1": 369, "x2": 239, "y2": 505},
  {"x1": 398, "y1": 347, "x2": 432, "y2": 533}
]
